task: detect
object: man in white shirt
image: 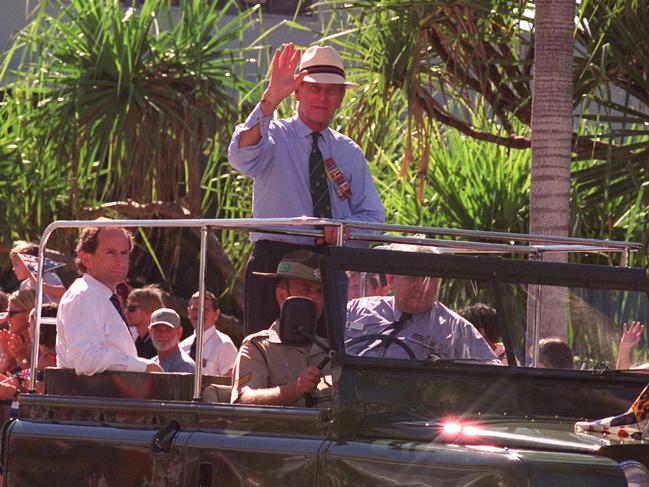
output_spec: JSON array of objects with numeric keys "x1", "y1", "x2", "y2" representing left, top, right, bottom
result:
[
  {"x1": 56, "y1": 224, "x2": 162, "y2": 375},
  {"x1": 180, "y1": 291, "x2": 237, "y2": 377}
]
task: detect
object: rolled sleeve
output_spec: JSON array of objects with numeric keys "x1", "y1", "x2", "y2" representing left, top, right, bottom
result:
[{"x1": 228, "y1": 105, "x2": 275, "y2": 178}]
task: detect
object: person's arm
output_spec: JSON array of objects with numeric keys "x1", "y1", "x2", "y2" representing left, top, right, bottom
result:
[
  {"x1": 0, "y1": 377, "x2": 18, "y2": 401},
  {"x1": 237, "y1": 44, "x2": 306, "y2": 149},
  {"x1": 58, "y1": 293, "x2": 153, "y2": 375},
  {"x1": 215, "y1": 339, "x2": 239, "y2": 377},
  {"x1": 230, "y1": 340, "x2": 321, "y2": 406},
  {"x1": 228, "y1": 44, "x2": 307, "y2": 177},
  {"x1": 617, "y1": 321, "x2": 644, "y2": 369},
  {"x1": 0, "y1": 331, "x2": 17, "y2": 374},
  {"x1": 237, "y1": 366, "x2": 321, "y2": 407}
]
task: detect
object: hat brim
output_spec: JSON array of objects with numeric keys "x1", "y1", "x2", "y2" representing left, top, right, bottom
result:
[
  {"x1": 252, "y1": 271, "x2": 279, "y2": 278},
  {"x1": 149, "y1": 321, "x2": 178, "y2": 328},
  {"x1": 302, "y1": 73, "x2": 358, "y2": 88}
]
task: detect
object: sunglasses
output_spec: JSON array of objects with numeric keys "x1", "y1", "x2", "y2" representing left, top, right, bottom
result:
[
  {"x1": 8, "y1": 309, "x2": 26, "y2": 317},
  {"x1": 126, "y1": 305, "x2": 140, "y2": 312}
]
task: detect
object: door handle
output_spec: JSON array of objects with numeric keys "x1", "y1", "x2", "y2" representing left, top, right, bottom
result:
[{"x1": 152, "y1": 419, "x2": 180, "y2": 453}]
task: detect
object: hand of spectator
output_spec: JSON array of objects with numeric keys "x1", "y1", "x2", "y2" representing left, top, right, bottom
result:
[
  {"x1": 145, "y1": 362, "x2": 163, "y2": 373},
  {"x1": 0, "y1": 379, "x2": 18, "y2": 401},
  {"x1": 317, "y1": 226, "x2": 350, "y2": 246},
  {"x1": 295, "y1": 366, "x2": 321, "y2": 395},
  {"x1": 263, "y1": 43, "x2": 306, "y2": 110},
  {"x1": 620, "y1": 321, "x2": 644, "y2": 350},
  {"x1": 617, "y1": 321, "x2": 644, "y2": 369},
  {"x1": 0, "y1": 329, "x2": 12, "y2": 354},
  {"x1": 8, "y1": 332, "x2": 31, "y2": 366}
]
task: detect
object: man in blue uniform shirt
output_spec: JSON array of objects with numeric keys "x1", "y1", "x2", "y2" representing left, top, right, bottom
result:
[
  {"x1": 345, "y1": 244, "x2": 500, "y2": 364},
  {"x1": 229, "y1": 43, "x2": 385, "y2": 335}
]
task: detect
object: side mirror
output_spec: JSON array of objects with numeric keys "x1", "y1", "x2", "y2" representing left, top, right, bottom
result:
[{"x1": 279, "y1": 297, "x2": 317, "y2": 347}]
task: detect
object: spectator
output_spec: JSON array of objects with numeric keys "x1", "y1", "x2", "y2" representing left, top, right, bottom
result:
[
  {"x1": 228, "y1": 43, "x2": 385, "y2": 336},
  {"x1": 617, "y1": 321, "x2": 645, "y2": 370},
  {"x1": 149, "y1": 308, "x2": 195, "y2": 373},
  {"x1": 35, "y1": 303, "x2": 58, "y2": 370},
  {"x1": 0, "y1": 290, "x2": 35, "y2": 373},
  {"x1": 459, "y1": 303, "x2": 506, "y2": 362},
  {"x1": 346, "y1": 244, "x2": 499, "y2": 363},
  {"x1": 10, "y1": 241, "x2": 65, "y2": 304},
  {"x1": 231, "y1": 250, "x2": 331, "y2": 407},
  {"x1": 56, "y1": 222, "x2": 162, "y2": 375},
  {"x1": 125, "y1": 286, "x2": 164, "y2": 359},
  {"x1": 538, "y1": 337, "x2": 574, "y2": 369},
  {"x1": 180, "y1": 291, "x2": 237, "y2": 377},
  {"x1": 346, "y1": 271, "x2": 388, "y2": 300}
]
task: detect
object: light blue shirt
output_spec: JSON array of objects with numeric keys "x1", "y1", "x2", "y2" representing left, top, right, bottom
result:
[
  {"x1": 228, "y1": 105, "x2": 385, "y2": 244},
  {"x1": 345, "y1": 296, "x2": 500, "y2": 364}
]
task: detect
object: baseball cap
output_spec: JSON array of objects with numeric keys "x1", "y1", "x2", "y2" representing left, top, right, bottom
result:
[{"x1": 149, "y1": 308, "x2": 181, "y2": 329}]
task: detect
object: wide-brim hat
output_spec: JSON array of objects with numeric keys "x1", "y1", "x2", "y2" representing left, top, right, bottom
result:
[
  {"x1": 253, "y1": 250, "x2": 321, "y2": 282},
  {"x1": 299, "y1": 45, "x2": 358, "y2": 88},
  {"x1": 149, "y1": 308, "x2": 181, "y2": 329}
]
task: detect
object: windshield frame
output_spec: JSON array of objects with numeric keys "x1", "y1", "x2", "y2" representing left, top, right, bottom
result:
[{"x1": 322, "y1": 246, "x2": 649, "y2": 369}]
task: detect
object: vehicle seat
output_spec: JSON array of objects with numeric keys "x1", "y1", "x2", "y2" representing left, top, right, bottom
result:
[{"x1": 202, "y1": 383, "x2": 233, "y2": 403}]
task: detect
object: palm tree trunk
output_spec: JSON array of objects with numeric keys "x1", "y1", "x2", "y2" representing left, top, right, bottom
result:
[{"x1": 528, "y1": 0, "x2": 575, "y2": 347}]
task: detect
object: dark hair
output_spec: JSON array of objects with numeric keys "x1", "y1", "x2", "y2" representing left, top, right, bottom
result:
[
  {"x1": 75, "y1": 224, "x2": 134, "y2": 273},
  {"x1": 190, "y1": 290, "x2": 219, "y2": 310},
  {"x1": 39, "y1": 303, "x2": 58, "y2": 349},
  {"x1": 459, "y1": 303, "x2": 500, "y2": 343},
  {"x1": 539, "y1": 338, "x2": 574, "y2": 369}
]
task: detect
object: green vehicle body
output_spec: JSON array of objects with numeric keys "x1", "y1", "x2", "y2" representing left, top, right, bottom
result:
[{"x1": 2, "y1": 229, "x2": 649, "y2": 486}]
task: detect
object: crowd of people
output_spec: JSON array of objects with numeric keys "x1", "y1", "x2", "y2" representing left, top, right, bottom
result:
[{"x1": 0, "y1": 42, "x2": 645, "y2": 415}]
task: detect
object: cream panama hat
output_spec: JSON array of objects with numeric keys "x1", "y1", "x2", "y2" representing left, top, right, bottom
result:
[{"x1": 298, "y1": 45, "x2": 358, "y2": 88}]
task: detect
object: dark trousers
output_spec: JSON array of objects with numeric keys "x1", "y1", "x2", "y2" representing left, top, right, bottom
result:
[{"x1": 243, "y1": 240, "x2": 327, "y2": 336}]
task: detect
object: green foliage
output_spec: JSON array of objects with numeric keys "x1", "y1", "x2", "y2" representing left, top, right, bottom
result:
[{"x1": 0, "y1": 0, "x2": 256, "y2": 283}]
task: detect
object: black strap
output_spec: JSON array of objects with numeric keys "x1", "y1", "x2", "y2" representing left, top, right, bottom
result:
[
  {"x1": 189, "y1": 336, "x2": 197, "y2": 361},
  {"x1": 385, "y1": 312, "x2": 413, "y2": 338}
]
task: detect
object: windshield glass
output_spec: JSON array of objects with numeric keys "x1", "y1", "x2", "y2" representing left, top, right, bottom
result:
[{"x1": 340, "y1": 270, "x2": 649, "y2": 370}]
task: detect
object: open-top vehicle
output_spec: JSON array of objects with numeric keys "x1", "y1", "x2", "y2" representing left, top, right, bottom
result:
[{"x1": 2, "y1": 218, "x2": 649, "y2": 486}]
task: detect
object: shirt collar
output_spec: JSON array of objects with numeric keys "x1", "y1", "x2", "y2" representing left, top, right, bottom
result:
[
  {"x1": 192, "y1": 325, "x2": 216, "y2": 340},
  {"x1": 81, "y1": 273, "x2": 114, "y2": 298},
  {"x1": 293, "y1": 114, "x2": 331, "y2": 142}
]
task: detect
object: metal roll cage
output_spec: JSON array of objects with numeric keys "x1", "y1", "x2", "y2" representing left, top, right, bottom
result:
[{"x1": 29, "y1": 217, "x2": 642, "y2": 396}]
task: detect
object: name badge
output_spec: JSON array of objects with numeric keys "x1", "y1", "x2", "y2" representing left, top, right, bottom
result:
[{"x1": 346, "y1": 321, "x2": 365, "y2": 331}]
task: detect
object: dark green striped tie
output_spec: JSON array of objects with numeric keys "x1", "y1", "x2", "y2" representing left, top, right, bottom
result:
[{"x1": 309, "y1": 132, "x2": 332, "y2": 218}]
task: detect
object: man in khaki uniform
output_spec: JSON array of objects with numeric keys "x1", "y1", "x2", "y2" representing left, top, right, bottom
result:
[{"x1": 231, "y1": 250, "x2": 330, "y2": 407}]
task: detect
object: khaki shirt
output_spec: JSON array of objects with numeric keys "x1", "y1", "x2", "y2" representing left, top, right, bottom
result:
[{"x1": 231, "y1": 322, "x2": 331, "y2": 407}]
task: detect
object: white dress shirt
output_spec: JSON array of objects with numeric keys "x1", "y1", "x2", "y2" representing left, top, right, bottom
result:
[
  {"x1": 180, "y1": 325, "x2": 238, "y2": 376},
  {"x1": 56, "y1": 273, "x2": 149, "y2": 375}
]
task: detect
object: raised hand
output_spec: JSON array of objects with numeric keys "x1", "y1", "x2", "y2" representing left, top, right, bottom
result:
[
  {"x1": 617, "y1": 321, "x2": 645, "y2": 369},
  {"x1": 263, "y1": 43, "x2": 307, "y2": 108},
  {"x1": 620, "y1": 321, "x2": 644, "y2": 349}
]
